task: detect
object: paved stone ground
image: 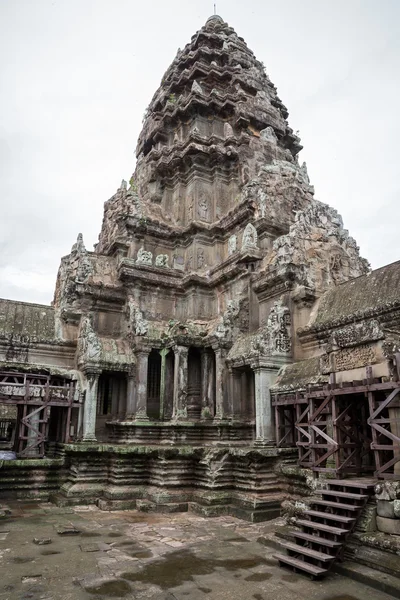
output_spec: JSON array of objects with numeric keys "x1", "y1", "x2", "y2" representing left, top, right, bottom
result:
[{"x1": 0, "y1": 501, "x2": 395, "y2": 600}]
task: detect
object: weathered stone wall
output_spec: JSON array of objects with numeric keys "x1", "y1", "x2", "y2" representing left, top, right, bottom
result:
[{"x1": 0, "y1": 458, "x2": 66, "y2": 500}]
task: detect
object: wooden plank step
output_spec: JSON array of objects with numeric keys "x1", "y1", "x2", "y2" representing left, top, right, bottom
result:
[
  {"x1": 320, "y1": 490, "x2": 367, "y2": 500},
  {"x1": 312, "y1": 500, "x2": 360, "y2": 511},
  {"x1": 326, "y1": 479, "x2": 376, "y2": 490},
  {"x1": 293, "y1": 531, "x2": 342, "y2": 547},
  {"x1": 274, "y1": 553, "x2": 327, "y2": 577},
  {"x1": 281, "y1": 541, "x2": 334, "y2": 562},
  {"x1": 304, "y1": 510, "x2": 356, "y2": 524},
  {"x1": 297, "y1": 519, "x2": 349, "y2": 535}
]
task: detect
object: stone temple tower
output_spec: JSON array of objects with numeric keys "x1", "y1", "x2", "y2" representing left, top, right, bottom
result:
[
  {"x1": 3, "y1": 14, "x2": 400, "y2": 529},
  {"x1": 52, "y1": 14, "x2": 368, "y2": 447}
]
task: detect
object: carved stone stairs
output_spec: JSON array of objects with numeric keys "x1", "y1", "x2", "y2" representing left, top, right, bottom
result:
[{"x1": 274, "y1": 479, "x2": 376, "y2": 579}]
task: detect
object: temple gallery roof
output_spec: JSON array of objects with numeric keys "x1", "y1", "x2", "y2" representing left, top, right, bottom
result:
[
  {"x1": 0, "y1": 298, "x2": 55, "y2": 342},
  {"x1": 308, "y1": 260, "x2": 400, "y2": 330}
]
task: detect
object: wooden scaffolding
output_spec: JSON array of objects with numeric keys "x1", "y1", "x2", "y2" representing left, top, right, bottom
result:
[
  {"x1": 0, "y1": 371, "x2": 79, "y2": 458},
  {"x1": 273, "y1": 375, "x2": 400, "y2": 480}
]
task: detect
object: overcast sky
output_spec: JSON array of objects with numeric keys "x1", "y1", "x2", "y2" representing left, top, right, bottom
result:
[{"x1": 0, "y1": 0, "x2": 399, "y2": 305}]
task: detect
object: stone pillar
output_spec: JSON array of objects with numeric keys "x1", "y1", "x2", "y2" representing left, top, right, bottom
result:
[
  {"x1": 231, "y1": 369, "x2": 242, "y2": 420},
  {"x1": 164, "y1": 351, "x2": 175, "y2": 420},
  {"x1": 83, "y1": 370, "x2": 101, "y2": 442},
  {"x1": 252, "y1": 363, "x2": 278, "y2": 444},
  {"x1": 214, "y1": 347, "x2": 227, "y2": 420},
  {"x1": 159, "y1": 348, "x2": 169, "y2": 421},
  {"x1": 173, "y1": 346, "x2": 189, "y2": 420},
  {"x1": 125, "y1": 371, "x2": 136, "y2": 420},
  {"x1": 135, "y1": 350, "x2": 149, "y2": 421},
  {"x1": 201, "y1": 349, "x2": 213, "y2": 419}
]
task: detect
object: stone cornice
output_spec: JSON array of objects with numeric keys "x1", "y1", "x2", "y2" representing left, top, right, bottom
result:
[{"x1": 298, "y1": 300, "x2": 400, "y2": 340}]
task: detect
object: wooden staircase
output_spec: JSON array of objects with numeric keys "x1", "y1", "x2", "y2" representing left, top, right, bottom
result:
[{"x1": 275, "y1": 479, "x2": 376, "y2": 579}]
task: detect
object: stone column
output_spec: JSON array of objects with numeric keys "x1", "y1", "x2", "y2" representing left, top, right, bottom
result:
[
  {"x1": 252, "y1": 363, "x2": 278, "y2": 444},
  {"x1": 231, "y1": 369, "x2": 242, "y2": 420},
  {"x1": 201, "y1": 349, "x2": 213, "y2": 419},
  {"x1": 173, "y1": 346, "x2": 189, "y2": 420},
  {"x1": 164, "y1": 351, "x2": 175, "y2": 420},
  {"x1": 135, "y1": 350, "x2": 149, "y2": 421},
  {"x1": 83, "y1": 370, "x2": 101, "y2": 442},
  {"x1": 214, "y1": 347, "x2": 227, "y2": 420},
  {"x1": 159, "y1": 348, "x2": 169, "y2": 421},
  {"x1": 125, "y1": 371, "x2": 136, "y2": 420}
]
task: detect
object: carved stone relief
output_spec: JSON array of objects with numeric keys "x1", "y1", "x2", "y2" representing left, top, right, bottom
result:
[
  {"x1": 136, "y1": 247, "x2": 153, "y2": 266},
  {"x1": 242, "y1": 223, "x2": 258, "y2": 250},
  {"x1": 77, "y1": 316, "x2": 102, "y2": 363},
  {"x1": 155, "y1": 254, "x2": 169, "y2": 268},
  {"x1": 127, "y1": 296, "x2": 148, "y2": 337},
  {"x1": 228, "y1": 235, "x2": 237, "y2": 256},
  {"x1": 257, "y1": 189, "x2": 267, "y2": 219},
  {"x1": 197, "y1": 249, "x2": 206, "y2": 269},
  {"x1": 251, "y1": 299, "x2": 291, "y2": 356}
]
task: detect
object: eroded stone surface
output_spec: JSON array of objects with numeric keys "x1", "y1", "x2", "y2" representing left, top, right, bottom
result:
[{"x1": 0, "y1": 501, "x2": 395, "y2": 600}]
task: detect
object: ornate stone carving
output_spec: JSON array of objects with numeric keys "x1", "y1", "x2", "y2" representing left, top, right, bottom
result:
[
  {"x1": 215, "y1": 300, "x2": 240, "y2": 341},
  {"x1": 197, "y1": 249, "x2": 206, "y2": 269},
  {"x1": 328, "y1": 320, "x2": 384, "y2": 350},
  {"x1": 77, "y1": 316, "x2": 102, "y2": 363},
  {"x1": 257, "y1": 189, "x2": 267, "y2": 218},
  {"x1": 191, "y1": 80, "x2": 203, "y2": 95},
  {"x1": 242, "y1": 223, "x2": 258, "y2": 250},
  {"x1": 136, "y1": 247, "x2": 153, "y2": 266},
  {"x1": 251, "y1": 299, "x2": 291, "y2": 356},
  {"x1": 197, "y1": 195, "x2": 209, "y2": 221},
  {"x1": 260, "y1": 126, "x2": 278, "y2": 143},
  {"x1": 224, "y1": 122, "x2": 234, "y2": 138},
  {"x1": 333, "y1": 344, "x2": 377, "y2": 372},
  {"x1": 127, "y1": 296, "x2": 148, "y2": 336},
  {"x1": 228, "y1": 235, "x2": 237, "y2": 255},
  {"x1": 300, "y1": 161, "x2": 310, "y2": 184},
  {"x1": 155, "y1": 254, "x2": 169, "y2": 268},
  {"x1": 186, "y1": 254, "x2": 193, "y2": 271},
  {"x1": 267, "y1": 199, "x2": 370, "y2": 293}
]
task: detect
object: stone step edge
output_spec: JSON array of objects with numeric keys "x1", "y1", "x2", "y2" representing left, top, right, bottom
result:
[
  {"x1": 272, "y1": 528, "x2": 400, "y2": 597},
  {"x1": 333, "y1": 560, "x2": 400, "y2": 599}
]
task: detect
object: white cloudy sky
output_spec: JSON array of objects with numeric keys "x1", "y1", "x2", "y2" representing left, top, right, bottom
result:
[{"x1": 0, "y1": 0, "x2": 399, "y2": 305}]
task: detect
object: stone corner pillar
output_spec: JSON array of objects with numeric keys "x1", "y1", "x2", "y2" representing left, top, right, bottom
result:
[
  {"x1": 172, "y1": 345, "x2": 189, "y2": 420},
  {"x1": 82, "y1": 368, "x2": 101, "y2": 442},
  {"x1": 125, "y1": 368, "x2": 136, "y2": 421},
  {"x1": 230, "y1": 367, "x2": 243, "y2": 421},
  {"x1": 212, "y1": 345, "x2": 229, "y2": 421},
  {"x1": 135, "y1": 349, "x2": 150, "y2": 421},
  {"x1": 200, "y1": 348, "x2": 214, "y2": 419},
  {"x1": 251, "y1": 361, "x2": 279, "y2": 445},
  {"x1": 159, "y1": 348, "x2": 170, "y2": 421}
]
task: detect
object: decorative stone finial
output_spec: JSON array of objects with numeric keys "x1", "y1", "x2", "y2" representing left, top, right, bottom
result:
[
  {"x1": 191, "y1": 80, "x2": 204, "y2": 95},
  {"x1": 71, "y1": 233, "x2": 85, "y2": 254},
  {"x1": 206, "y1": 14, "x2": 224, "y2": 25}
]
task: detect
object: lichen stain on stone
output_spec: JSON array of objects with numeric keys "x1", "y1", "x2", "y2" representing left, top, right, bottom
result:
[{"x1": 84, "y1": 579, "x2": 132, "y2": 597}]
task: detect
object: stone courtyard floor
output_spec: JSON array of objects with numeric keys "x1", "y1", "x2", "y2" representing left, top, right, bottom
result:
[{"x1": 0, "y1": 501, "x2": 396, "y2": 600}]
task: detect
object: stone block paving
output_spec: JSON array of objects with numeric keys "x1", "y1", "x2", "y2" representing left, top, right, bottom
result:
[{"x1": 0, "y1": 501, "x2": 395, "y2": 600}]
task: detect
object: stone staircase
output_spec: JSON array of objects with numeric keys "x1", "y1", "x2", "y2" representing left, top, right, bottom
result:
[{"x1": 275, "y1": 479, "x2": 376, "y2": 579}]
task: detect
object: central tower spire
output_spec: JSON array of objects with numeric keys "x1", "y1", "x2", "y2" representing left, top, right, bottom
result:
[{"x1": 131, "y1": 15, "x2": 302, "y2": 228}]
